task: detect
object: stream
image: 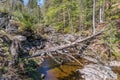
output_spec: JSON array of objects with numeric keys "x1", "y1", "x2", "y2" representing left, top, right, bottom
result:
[
  {"x1": 36, "y1": 58, "x2": 120, "y2": 80},
  {"x1": 39, "y1": 58, "x2": 84, "y2": 80}
]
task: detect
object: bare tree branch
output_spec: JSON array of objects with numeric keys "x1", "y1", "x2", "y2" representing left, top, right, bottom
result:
[{"x1": 47, "y1": 53, "x2": 62, "y2": 64}]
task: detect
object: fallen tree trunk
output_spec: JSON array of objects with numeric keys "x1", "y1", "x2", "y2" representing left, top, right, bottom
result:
[{"x1": 26, "y1": 29, "x2": 104, "y2": 58}]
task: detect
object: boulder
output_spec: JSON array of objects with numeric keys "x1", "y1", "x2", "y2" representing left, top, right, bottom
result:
[
  {"x1": 76, "y1": 64, "x2": 117, "y2": 80},
  {"x1": 109, "y1": 61, "x2": 120, "y2": 67}
]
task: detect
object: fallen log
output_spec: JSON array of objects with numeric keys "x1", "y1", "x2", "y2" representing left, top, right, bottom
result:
[{"x1": 25, "y1": 29, "x2": 104, "y2": 58}]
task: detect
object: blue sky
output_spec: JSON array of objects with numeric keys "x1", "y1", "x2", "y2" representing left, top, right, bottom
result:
[{"x1": 24, "y1": 0, "x2": 44, "y2": 5}]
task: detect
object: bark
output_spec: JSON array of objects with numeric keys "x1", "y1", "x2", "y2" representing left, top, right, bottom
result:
[
  {"x1": 99, "y1": 2, "x2": 105, "y2": 23},
  {"x1": 99, "y1": 7, "x2": 103, "y2": 23}
]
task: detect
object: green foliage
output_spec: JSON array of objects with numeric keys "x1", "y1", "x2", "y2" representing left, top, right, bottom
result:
[
  {"x1": 44, "y1": 0, "x2": 82, "y2": 33},
  {"x1": 103, "y1": 22, "x2": 119, "y2": 57},
  {"x1": 21, "y1": 13, "x2": 37, "y2": 29},
  {"x1": 19, "y1": 58, "x2": 41, "y2": 80},
  {"x1": 0, "y1": 0, "x2": 44, "y2": 33},
  {"x1": 44, "y1": 0, "x2": 99, "y2": 33},
  {"x1": 28, "y1": 0, "x2": 37, "y2": 9},
  {"x1": 1, "y1": 67, "x2": 8, "y2": 74},
  {"x1": 13, "y1": 11, "x2": 38, "y2": 31},
  {"x1": 104, "y1": 23, "x2": 119, "y2": 44},
  {"x1": 108, "y1": 11, "x2": 120, "y2": 20}
]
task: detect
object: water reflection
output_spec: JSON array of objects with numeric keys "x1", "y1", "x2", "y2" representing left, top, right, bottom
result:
[{"x1": 37, "y1": 58, "x2": 84, "y2": 80}]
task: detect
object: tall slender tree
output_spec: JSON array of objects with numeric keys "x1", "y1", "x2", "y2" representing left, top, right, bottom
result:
[{"x1": 92, "y1": 0, "x2": 96, "y2": 34}]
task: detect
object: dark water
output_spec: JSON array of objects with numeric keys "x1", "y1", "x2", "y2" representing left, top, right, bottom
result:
[{"x1": 38, "y1": 58, "x2": 86, "y2": 80}]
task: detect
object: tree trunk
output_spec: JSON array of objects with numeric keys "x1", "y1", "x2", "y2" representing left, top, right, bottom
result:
[
  {"x1": 67, "y1": 8, "x2": 73, "y2": 33},
  {"x1": 92, "y1": 0, "x2": 96, "y2": 34},
  {"x1": 99, "y1": 7, "x2": 103, "y2": 23},
  {"x1": 63, "y1": 8, "x2": 66, "y2": 27},
  {"x1": 79, "y1": 0, "x2": 84, "y2": 31}
]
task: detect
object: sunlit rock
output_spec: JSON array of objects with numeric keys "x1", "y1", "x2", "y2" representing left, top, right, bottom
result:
[
  {"x1": 109, "y1": 61, "x2": 120, "y2": 67},
  {"x1": 76, "y1": 64, "x2": 117, "y2": 80},
  {"x1": 14, "y1": 35, "x2": 26, "y2": 41}
]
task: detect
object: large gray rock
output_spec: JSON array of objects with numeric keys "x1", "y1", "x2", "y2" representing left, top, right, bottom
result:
[{"x1": 76, "y1": 64, "x2": 117, "y2": 80}]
